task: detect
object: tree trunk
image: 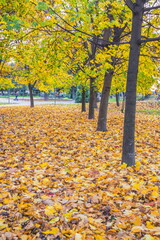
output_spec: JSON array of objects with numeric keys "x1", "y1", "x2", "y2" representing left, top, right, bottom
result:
[
  {"x1": 88, "y1": 77, "x2": 95, "y2": 119},
  {"x1": 116, "y1": 91, "x2": 120, "y2": 107},
  {"x1": 28, "y1": 83, "x2": 34, "y2": 108},
  {"x1": 122, "y1": 0, "x2": 144, "y2": 166},
  {"x1": 70, "y1": 86, "x2": 76, "y2": 99},
  {"x1": 97, "y1": 70, "x2": 113, "y2": 131},
  {"x1": 82, "y1": 87, "x2": 86, "y2": 112},
  {"x1": 44, "y1": 92, "x2": 49, "y2": 100},
  {"x1": 121, "y1": 92, "x2": 125, "y2": 113},
  {"x1": 88, "y1": 36, "x2": 97, "y2": 119},
  {"x1": 96, "y1": 22, "x2": 126, "y2": 131},
  {"x1": 94, "y1": 91, "x2": 98, "y2": 108}
]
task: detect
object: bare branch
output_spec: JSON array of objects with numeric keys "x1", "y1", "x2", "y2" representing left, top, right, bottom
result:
[
  {"x1": 144, "y1": 5, "x2": 160, "y2": 12},
  {"x1": 120, "y1": 31, "x2": 132, "y2": 39},
  {"x1": 139, "y1": 36, "x2": 160, "y2": 44},
  {"x1": 98, "y1": 38, "x2": 130, "y2": 47},
  {"x1": 33, "y1": 80, "x2": 37, "y2": 87},
  {"x1": 48, "y1": 7, "x2": 93, "y2": 38},
  {"x1": 17, "y1": 29, "x2": 38, "y2": 40},
  {"x1": 140, "y1": 54, "x2": 160, "y2": 60},
  {"x1": 56, "y1": 23, "x2": 75, "y2": 36},
  {"x1": 143, "y1": 20, "x2": 160, "y2": 30}
]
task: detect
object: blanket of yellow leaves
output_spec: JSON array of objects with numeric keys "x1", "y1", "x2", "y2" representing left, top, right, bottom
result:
[{"x1": 0, "y1": 103, "x2": 159, "y2": 240}]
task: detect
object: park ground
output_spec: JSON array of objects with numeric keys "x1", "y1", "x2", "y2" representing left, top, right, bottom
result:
[
  {"x1": 0, "y1": 97, "x2": 74, "y2": 107},
  {"x1": 0, "y1": 102, "x2": 160, "y2": 240}
]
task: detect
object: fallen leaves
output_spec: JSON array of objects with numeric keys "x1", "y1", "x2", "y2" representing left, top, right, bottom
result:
[
  {"x1": 43, "y1": 226, "x2": 59, "y2": 235},
  {"x1": 0, "y1": 103, "x2": 159, "y2": 239}
]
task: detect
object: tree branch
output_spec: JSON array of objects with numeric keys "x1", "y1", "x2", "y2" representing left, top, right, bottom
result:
[
  {"x1": 56, "y1": 23, "x2": 75, "y2": 36},
  {"x1": 124, "y1": 0, "x2": 134, "y2": 12},
  {"x1": 48, "y1": 7, "x2": 93, "y2": 38},
  {"x1": 139, "y1": 36, "x2": 160, "y2": 44},
  {"x1": 98, "y1": 38, "x2": 130, "y2": 47},
  {"x1": 143, "y1": 20, "x2": 160, "y2": 30},
  {"x1": 140, "y1": 54, "x2": 160, "y2": 59},
  {"x1": 120, "y1": 31, "x2": 132, "y2": 39},
  {"x1": 52, "y1": 22, "x2": 131, "y2": 47},
  {"x1": 144, "y1": 5, "x2": 160, "y2": 12},
  {"x1": 33, "y1": 80, "x2": 37, "y2": 87}
]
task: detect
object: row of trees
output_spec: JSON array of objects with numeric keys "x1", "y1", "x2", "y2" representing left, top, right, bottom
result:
[{"x1": 1, "y1": 0, "x2": 160, "y2": 166}]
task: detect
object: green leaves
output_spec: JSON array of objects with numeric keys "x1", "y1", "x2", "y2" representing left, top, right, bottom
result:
[
  {"x1": 70, "y1": 17, "x2": 76, "y2": 22},
  {"x1": 32, "y1": 21, "x2": 38, "y2": 27},
  {"x1": 7, "y1": 22, "x2": 21, "y2": 30},
  {"x1": 2, "y1": 15, "x2": 23, "y2": 30},
  {"x1": 86, "y1": 1, "x2": 96, "y2": 14},
  {"x1": 37, "y1": 2, "x2": 48, "y2": 10},
  {"x1": 0, "y1": 0, "x2": 7, "y2": 5},
  {"x1": 49, "y1": 8, "x2": 54, "y2": 14}
]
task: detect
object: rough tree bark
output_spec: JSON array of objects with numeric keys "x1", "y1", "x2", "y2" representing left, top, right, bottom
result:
[
  {"x1": 89, "y1": 77, "x2": 96, "y2": 119},
  {"x1": 96, "y1": 27, "x2": 112, "y2": 131},
  {"x1": 97, "y1": 24, "x2": 126, "y2": 131},
  {"x1": 94, "y1": 91, "x2": 98, "y2": 109},
  {"x1": 121, "y1": 92, "x2": 125, "y2": 113},
  {"x1": 97, "y1": 70, "x2": 113, "y2": 131},
  {"x1": 28, "y1": 83, "x2": 34, "y2": 108},
  {"x1": 88, "y1": 36, "x2": 98, "y2": 119},
  {"x1": 116, "y1": 91, "x2": 120, "y2": 107},
  {"x1": 122, "y1": 0, "x2": 145, "y2": 166},
  {"x1": 44, "y1": 92, "x2": 49, "y2": 100},
  {"x1": 81, "y1": 87, "x2": 86, "y2": 112}
]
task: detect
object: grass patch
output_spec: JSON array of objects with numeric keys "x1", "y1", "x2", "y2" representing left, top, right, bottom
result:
[
  {"x1": 0, "y1": 102, "x2": 17, "y2": 105},
  {"x1": 137, "y1": 110, "x2": 160, "y2": 115}
]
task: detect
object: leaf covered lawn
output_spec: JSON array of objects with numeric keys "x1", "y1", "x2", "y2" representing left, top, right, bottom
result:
[{"x1": 0, "y1": 103, "x2": 160, "y2": 240}]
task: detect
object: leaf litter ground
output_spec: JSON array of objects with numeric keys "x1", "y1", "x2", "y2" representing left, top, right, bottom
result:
[{"x1": 0, "y1": 103, "x2": 159, "y2": 240}]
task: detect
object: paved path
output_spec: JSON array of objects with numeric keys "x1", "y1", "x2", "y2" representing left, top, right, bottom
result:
[{"x1": 0, "y1": 97, "x2": 75, "y2": 107}]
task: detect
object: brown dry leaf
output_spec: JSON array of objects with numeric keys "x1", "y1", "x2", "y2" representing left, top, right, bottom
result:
[{"x1": 24, "y1": 221, "x2": 35, "y2": 230}]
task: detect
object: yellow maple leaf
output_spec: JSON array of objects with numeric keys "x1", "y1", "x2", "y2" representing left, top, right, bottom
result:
[
  {"x1": 151, "y1": 176, "x2": 158, "y2": 182},
  {"x1": 0, "y1": 172, "x2": 6, "y2": 178},
  {"x1": 132, "y1": 182, "x2": 140, "y2": 190},
  {"x1": 131, "y1": 226, "x2": 144, "y2": 233},
  {"x1": 53, "y1": 202, "x2": 63, "y2": 210},
  {"x1": 63, "y1": 212, "x2": 73, "y2": 219},
  {"x1": 146, "y1": 221, "x2": 154, "y2": 229},
  {"x1": 3, "y1": 198, "x2": 10, "y2": 204},
  {"x1": 24, "y1": 166, "x2": 30, "y2": 170},
  {"x1": 42, "y1": 178, "x2": 50, "y2": 185},
  {"x1": 151, "y1": 191, "x2": 159, "y2": 198},
  {"x1": 95, "y1": 235, "x2": 106, "y2": 240},
  {"x1": 141, "y1": 189, "x2": 148, "y2": 194},
  {"x1": 121, "y1": 163, "x2": 127, "y2": 168},
  {"x1": 41, "y1": 194, "x2": 48, "y2": 200},
  {"x1": 117, "y1": 222, "x2": 127, "y2": 229},
  {"x1": 133, "y1": 216, "x2": 142, "y2": 226},
  {"x1": 45, "y1": 206, "x2": 56, "y2": 215},
  {"x1": 49, "y1": 217, "x2": 60, "y2": 224},
  {"x1": 40, "y1": 162, "x2": 48, "y2": 168},
  {"x1": 18, "y1": 202, "x2": 32, "y2": 210},
  {"x1": 43, "y1": 227, "x2": 59, "y2": 235}
]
